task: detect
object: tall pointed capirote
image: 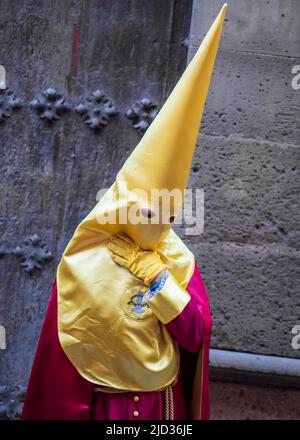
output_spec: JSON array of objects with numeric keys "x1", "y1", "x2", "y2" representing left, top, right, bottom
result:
[{"x1": 117, "y1": 4, "x2": 227, "y2": 203}]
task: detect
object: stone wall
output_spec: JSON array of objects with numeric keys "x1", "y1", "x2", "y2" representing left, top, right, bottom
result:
[
  {"x1": 184, "y1": 0, "x2": 300, "y2": 420},
  {"x1": 183, "y1": 0, "x2": 300, "y2": 359}
]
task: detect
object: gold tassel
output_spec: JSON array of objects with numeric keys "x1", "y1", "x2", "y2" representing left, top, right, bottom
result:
[{"x1": 164, "y1": 385, "x2": 174, "y2": 420}]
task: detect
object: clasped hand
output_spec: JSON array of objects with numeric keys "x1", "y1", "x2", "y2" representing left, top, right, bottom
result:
[{"x1": 107, "y1": 232, "x2": 166, "y2": 286}]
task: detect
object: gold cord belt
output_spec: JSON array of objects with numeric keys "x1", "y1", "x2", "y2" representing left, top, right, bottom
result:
[{"x1": 164, "y1": 384, "x2": 174, "y2": 420}]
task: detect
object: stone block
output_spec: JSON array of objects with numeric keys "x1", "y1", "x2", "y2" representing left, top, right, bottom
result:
[{"x1": 184, "y1": 240, "x2": 300, "y2": 358}]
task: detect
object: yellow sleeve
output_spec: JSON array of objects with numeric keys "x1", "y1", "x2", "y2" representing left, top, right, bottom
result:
[{"x1": 147, "y1": 272, "x2": 191, "y2": 324}]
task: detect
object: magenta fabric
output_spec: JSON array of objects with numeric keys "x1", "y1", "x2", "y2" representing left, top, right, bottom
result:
[
  {"x1": 166, "y1": 262, "x2": 212, "y2": 419},
  {"x1": 180, "y1": 263, "x2": 212, "y2": 420},
  {"x1": 90, "y1": 373, "x2": 187, "y2": 420},
  {"x1": 166, "y1": 266, "x2": 204, "y2": 353},
  {"x1": 22, "y1": 279, "x2": 93, "y2": 420},
  {"x1": 22, "y1": 262, "x2": 211, "y2": 420}
]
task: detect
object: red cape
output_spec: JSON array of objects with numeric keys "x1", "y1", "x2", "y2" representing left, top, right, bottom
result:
[{"x1": 22, "y1": 263, "x2": 212, "y2": 419}]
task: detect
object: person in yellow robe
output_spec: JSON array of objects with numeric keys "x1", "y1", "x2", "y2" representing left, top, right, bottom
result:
[{"x1": 22, "y1": 4, "x2": 227, "y2": 420}]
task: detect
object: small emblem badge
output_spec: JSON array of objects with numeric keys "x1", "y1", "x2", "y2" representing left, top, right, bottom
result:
[{"x1": 121, "y1": 285, "x2": 153, "y2": 320}]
